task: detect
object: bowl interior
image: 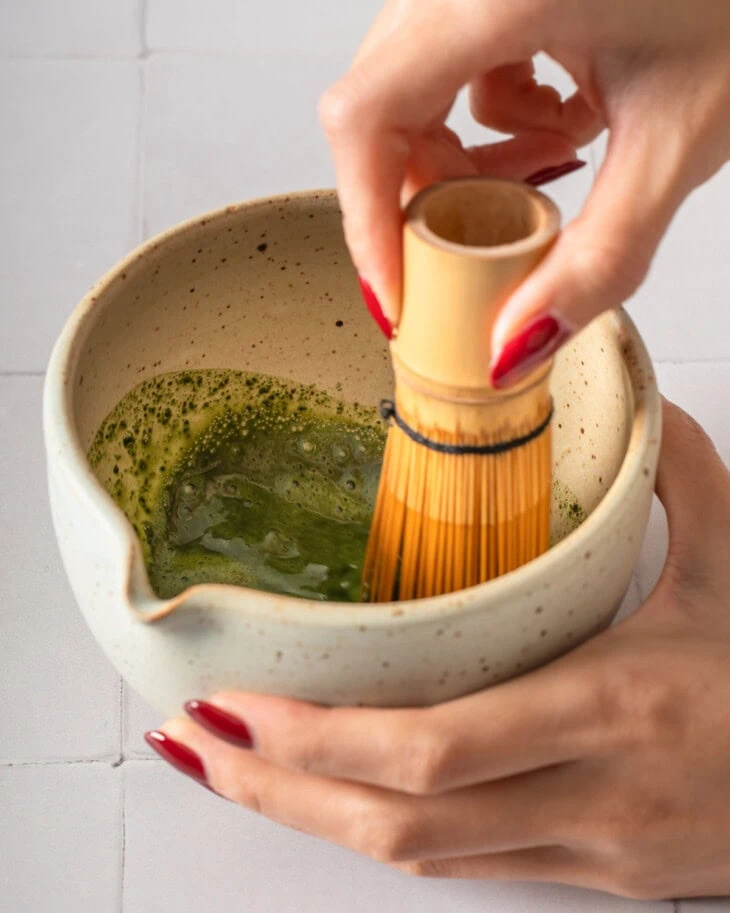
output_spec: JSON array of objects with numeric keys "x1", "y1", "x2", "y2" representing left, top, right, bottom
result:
[{"x1": 70, "y1": 191, "x2": 633, "y2": 575}]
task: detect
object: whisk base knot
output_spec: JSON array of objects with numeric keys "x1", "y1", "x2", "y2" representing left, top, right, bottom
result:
[{"x1": 379, "y1": 399, "x2": 554, "y2": 456}]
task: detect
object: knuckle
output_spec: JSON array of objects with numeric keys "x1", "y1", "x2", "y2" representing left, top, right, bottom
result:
[
  {"x1": 635, "y1": 681, "x2": 683, "y2": 748},
  {"x1": 392, "y1": 859, "x2": 443, "y2": 879},
  {"x1": 318, "y1": 80, "x2": 359, "y2": 137},
  {"x1": 567, "y1": 658, "x2": 626, "y2": 753},
  {"x1": 350, "y1": 801, "x2": 421, "y2": 863},
  {"x1": 267, "y1": 702, "x2": 329, "y2": 775},
  {"x1": 220, "y1": 773, "x2": 263, "y2": 815},
  {"x1": 286, "y1": 740, "x2": 327, "y2": 776},
  {"x1": 468, "y1": 84, "x2": 493, "y2": 124},
  {"x1": 611, "y1": 792, "x2": 675, "y2": 849},
  {"x1": 393, "y1": 729, "x2": 454, "y2": 795},
  {"x1": 590, "y1": 788, "x2": 678, "y2": 876},
  {"x1": 567, "y1": 229, "x2": 648, "y2": 305},
  {"x1": 608, "y1": 860, "x2": 665, "y2": 901},
  {"x1": 602, "y1": 659, "x2": 680, "y2": 750},
  {"x1": 665, "y1": 401, "x2": 715, "y2": 453}
]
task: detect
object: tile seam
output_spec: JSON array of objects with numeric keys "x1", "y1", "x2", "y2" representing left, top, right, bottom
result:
[{"x1": 0, "y1": 757, "x2": 163, "y2": 768}]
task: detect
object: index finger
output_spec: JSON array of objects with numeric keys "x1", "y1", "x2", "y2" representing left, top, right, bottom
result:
[
  {"x1": 191, "y1": 645, "x2": 608, "y2": 797},
  {"x1": 319, "y1": 3, "x2": 541, "y2": 323}
]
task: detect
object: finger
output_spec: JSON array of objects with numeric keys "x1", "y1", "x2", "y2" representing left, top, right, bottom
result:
[
  {"x1": 464, "y1": 130, "x2": 577, "y2": 177},
  {"x1": 352, "y1": 0, "x2": 403, "y2": 65},
  {"x1": 161, "y1": 717, "x2": 409, "y2": 856},
  {"x1": 400, "y1": 127, "x2": 478, "y2": 203},
  {"x1": 199, "y1": 655, "x2": 604, "y2": 796},
  {"x1": 402, "y1": 128, "x2": 578, "y2": 202},
  {"x1": 319, "y1": 5, "x2": 543, "y2": 323},
  {"x1": 471, "y1": 62, "x2": 604, "y2": 146},
  {"x1": 160, "y1": 718, "x2": 583, "y2": 861},
  {"x1": 655, "y1": 398, "x2": 730, "y2": 578},
  {"x1": 392, "y1": 845, "x2": 600, "y2": 888},
  {"x1": 490, "y1": 108, "x2": 689, "y2": 388}
]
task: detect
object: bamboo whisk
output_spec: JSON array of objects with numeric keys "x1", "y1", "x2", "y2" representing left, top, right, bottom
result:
[{"x1": 362, "y1": 178, "x2": 560, "y2": 602}]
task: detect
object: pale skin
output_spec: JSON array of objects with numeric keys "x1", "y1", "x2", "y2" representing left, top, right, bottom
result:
[
  {"x1": 158, "y1": 400, "x2": 730, "y2": 899},
  {"x1": 318, "y1": 0, "x2": 730, "y2": 375},
  {"x1": 151, "y1": 0, "x2": 730, "y2": 898}
]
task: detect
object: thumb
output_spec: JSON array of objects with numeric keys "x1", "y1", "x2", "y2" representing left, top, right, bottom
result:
[
  {"x1": 655, "y1": 398, "x2": 730, "y2": 581},
  {"x1": 489, "y1": 114, "x2": 687, "y2": 389}
]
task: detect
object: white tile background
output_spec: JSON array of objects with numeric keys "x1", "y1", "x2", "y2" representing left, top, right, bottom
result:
[{"x1": 0, "y1": 2, "x2": 728, "y2": 911}]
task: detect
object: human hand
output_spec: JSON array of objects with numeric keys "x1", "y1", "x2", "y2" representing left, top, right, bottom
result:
[
  {"x1": 320, "y1": 0, "x2": 730, "y2": 387},
  {"x1": 146, "y1": 399, "x2": 730, "y2": 899}
]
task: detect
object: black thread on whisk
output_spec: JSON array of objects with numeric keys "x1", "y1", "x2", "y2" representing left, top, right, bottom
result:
[{"x1": 379, "y1": 399, "x2": 554, "y2": 456}]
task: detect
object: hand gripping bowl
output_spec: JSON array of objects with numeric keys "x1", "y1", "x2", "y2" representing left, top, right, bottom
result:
[{"x1": 43, "y1": 190, "x2": 662, "y2": 716}]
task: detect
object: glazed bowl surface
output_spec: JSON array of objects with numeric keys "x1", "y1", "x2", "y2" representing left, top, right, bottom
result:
[{"x1": 43, "y1": 190, "x2": 661, "y2": 715}]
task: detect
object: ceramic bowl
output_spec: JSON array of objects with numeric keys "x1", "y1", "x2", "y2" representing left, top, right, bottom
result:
[{"x1": 43, "y1": 190, "x2": 661, "y2": 716}]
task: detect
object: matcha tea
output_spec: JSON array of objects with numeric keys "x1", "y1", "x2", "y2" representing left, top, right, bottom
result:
[{"x1": 89, "y1": 370, "x2": 386, "y2": 601}]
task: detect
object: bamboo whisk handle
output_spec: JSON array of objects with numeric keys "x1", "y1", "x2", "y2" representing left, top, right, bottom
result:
[
  {"x1": 362, "y1": 178, "x2": 561, "y2": 601},
  {"x1": 392, "y1": 178, "x2": 561, "y2": 395}
]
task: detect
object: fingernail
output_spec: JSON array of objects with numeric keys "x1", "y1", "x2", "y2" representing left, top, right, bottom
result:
[
  {"x1": 144, "y1": 730, "x2": 209, "y2": 786},
  {"x1": 526, "y1": 160, "x2": 587, "y2": 187},
  {"x1": 490, "y1": 314, "x2": 571, "y2": 389},
  {"x1": 185, "y1": 700, "x2": 254, "y2": 749},
  {"x1": 358, "y1": 276, "x2": 393, "y2": 340}
]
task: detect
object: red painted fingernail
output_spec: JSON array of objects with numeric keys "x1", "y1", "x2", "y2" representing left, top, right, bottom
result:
[
  {"x1": 490, "y1": 315, "x2": 571, "y2": 389},
  {"x1": 526, "y1": 160, "x2": 587, "y2": 187},
  {"x1": 144, "y1": 730, "x2": 209, "y2": 786},
  {"x1": 358, "y1": 276, "x2": 393, "y2": 340},
  {"x1": 185, "y1": 700, "x2": 254, "y2": 749}
]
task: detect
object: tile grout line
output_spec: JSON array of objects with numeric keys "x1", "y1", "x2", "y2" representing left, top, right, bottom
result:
[
  {"x1": 0, "y1": 53, "x2": 141, "y2": 61},
  {"x1": 119, "y1": 764, "x2": 127, "y2": 913},
  {"x1": 1, "y1": 757, "x2": 163, "y2": 768},
  {"x1": 135, "y1": 0, "x2": 150, "y2": 243},
  {"x1": 0, "y1": 758, "x2": 113, "y2": 768},
  {"x1": 0, "y1": 370, "x2": 45, "y2": 377},
  {"x1": 3, "y1": 361, "x2": 730, "y2": 380},
  {"x1": 0, "y1": 48, "x2": 357, "y2": 62},
  {"x1": 655, "y1": 357, "x2": 730, "y2": 366},
  {"x1": 117, "y1": 677, "x2": 126, "y2": 765},
  {"x1": 137, "y1": 0, "x2": 150, "y2": 59}
]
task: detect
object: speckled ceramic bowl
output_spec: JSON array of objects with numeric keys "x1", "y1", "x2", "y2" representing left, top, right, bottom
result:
[{"x1": 43, "y1": 190, "x2": 661, "y2": 716}]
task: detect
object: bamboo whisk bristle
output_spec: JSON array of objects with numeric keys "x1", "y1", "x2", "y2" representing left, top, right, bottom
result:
[{"x1": 362, "y1": 178, "x2": 560, "y2": 603}]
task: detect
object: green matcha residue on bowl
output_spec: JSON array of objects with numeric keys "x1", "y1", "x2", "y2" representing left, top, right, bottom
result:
[
  {"x1": 551, "y1": 479, "x2": 587, "y2": 545},
  {"x1": 88, "y1": 369, "x2": 386, "y2": 601},
  {"x1": 89, "y1": 369, "x2": 589, "y2": 602}
]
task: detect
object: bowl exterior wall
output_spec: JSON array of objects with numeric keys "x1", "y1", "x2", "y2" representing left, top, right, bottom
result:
[{"x1": 46, "y1": 415, "x2": 653, "y2": 717}]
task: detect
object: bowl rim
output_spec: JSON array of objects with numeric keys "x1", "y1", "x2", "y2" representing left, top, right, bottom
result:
[{"x1": 43, "y1": 189, "x2": 662, "y2": 628}]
